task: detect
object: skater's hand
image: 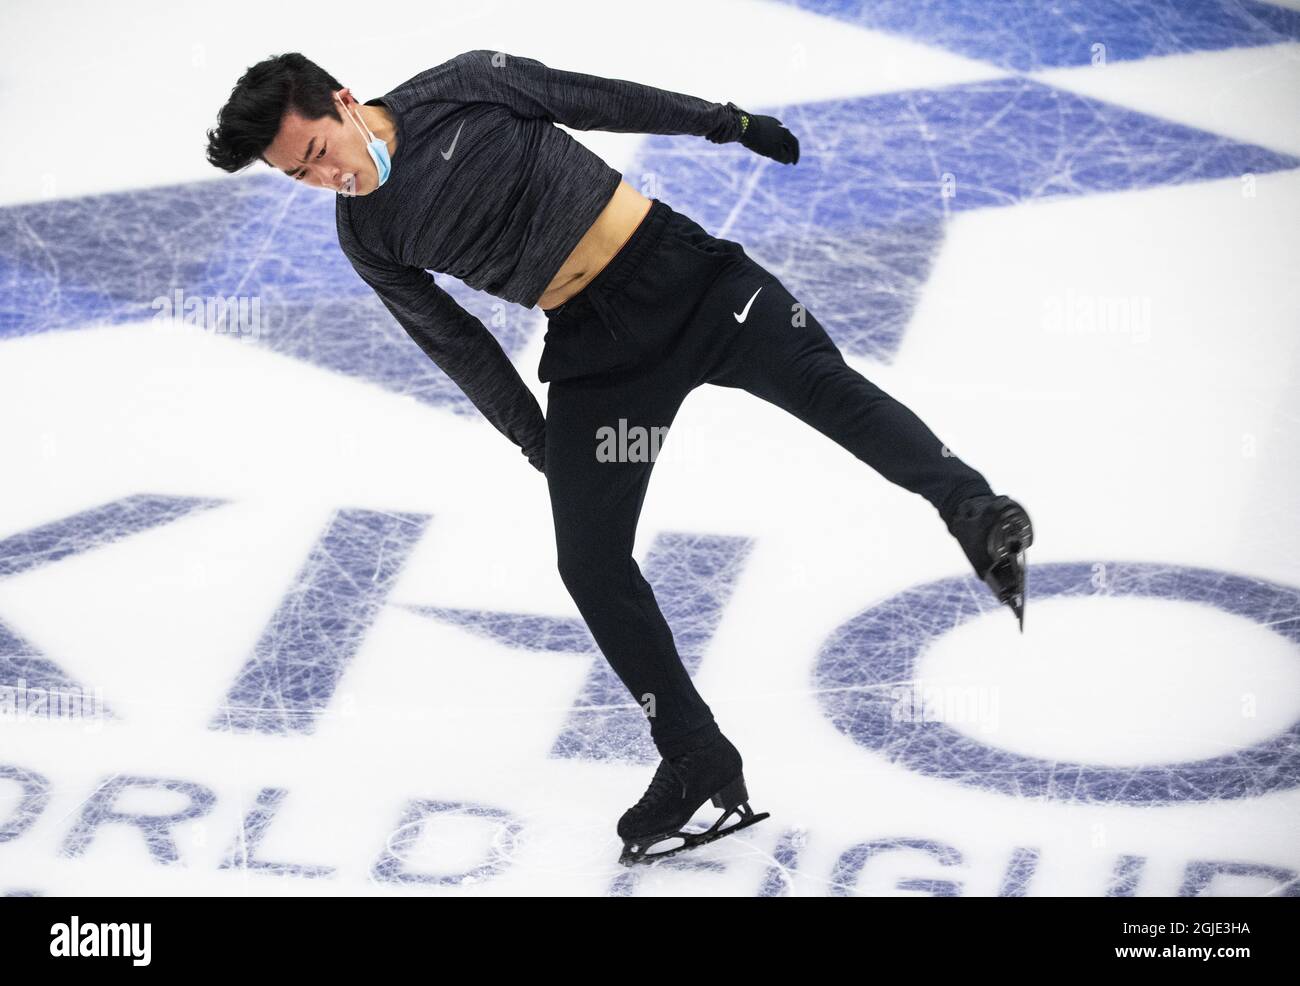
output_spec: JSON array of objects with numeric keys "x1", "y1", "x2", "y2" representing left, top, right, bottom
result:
[{"x1": 727, "y1": 102, "x2": 799, "y2": 165}]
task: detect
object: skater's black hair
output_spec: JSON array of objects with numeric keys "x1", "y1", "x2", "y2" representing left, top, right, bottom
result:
[{"x1": 205, "y1": 52, "x2": 344, "y2": 173}]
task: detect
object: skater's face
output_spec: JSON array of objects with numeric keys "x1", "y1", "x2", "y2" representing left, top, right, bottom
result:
[{"x1": 262, "y1": 88, "x2": 387, "y2": 196}]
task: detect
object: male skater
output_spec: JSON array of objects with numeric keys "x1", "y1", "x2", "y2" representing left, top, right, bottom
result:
[{"x1": 206, "y1": 48, "x2": 1033, "y2": 865}]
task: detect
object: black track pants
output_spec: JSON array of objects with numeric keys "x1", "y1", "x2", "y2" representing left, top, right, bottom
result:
[{"x1": 538, "y1": 198, "x2": 993, "y2": 759}]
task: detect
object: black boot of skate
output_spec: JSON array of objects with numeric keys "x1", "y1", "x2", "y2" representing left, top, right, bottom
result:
[
  {"x1": 947, "y1": 493, "x2": 1034, "y2": 631},
  {"x1": 617, "y1": 733, "x2": 769, "y2": 866}
]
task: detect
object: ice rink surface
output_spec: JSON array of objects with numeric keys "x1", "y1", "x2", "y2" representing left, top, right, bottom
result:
[{"x1": 0, "y1": 0, "x2": 1297, "y2": 895}]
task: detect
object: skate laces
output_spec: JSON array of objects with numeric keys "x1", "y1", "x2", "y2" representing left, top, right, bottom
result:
[{"x1": 631, "y1": 757, "x2": 689, "y2": 813}]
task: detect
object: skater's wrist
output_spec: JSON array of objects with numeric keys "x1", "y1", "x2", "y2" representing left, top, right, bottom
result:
[{"x1": 722, "y1": 101, "x2": 749, "y2": 143}]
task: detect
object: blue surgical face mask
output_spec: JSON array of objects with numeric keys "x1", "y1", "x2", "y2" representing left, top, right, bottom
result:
[{"x1": 336, "y1": 94, "x2": 390, "y2": 195}]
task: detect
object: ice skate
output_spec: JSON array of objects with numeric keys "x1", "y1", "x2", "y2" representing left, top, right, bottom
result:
[
  {"x1": 947, "y1": 493, "x2": 1034, "y2": 631},
  {"x1": 617, "y1": 733, "x2": 770, "y2": 866}
]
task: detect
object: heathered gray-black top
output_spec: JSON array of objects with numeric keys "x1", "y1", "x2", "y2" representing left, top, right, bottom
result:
[{"x1": 334, "y1": 49, "x2": 745, "y2": 471}]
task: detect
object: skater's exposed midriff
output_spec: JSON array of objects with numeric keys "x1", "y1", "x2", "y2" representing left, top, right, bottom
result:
[{"x1": 537, "y1": 180, "x2": 653, "y2": 312}]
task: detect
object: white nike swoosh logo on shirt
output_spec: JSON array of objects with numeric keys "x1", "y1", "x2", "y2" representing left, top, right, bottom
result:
[
  {"x1": 734, "y1": 286, "x2": 763, "y2": 323},
  {"x1": 441, "y1": 121, "x2": 466, "y2": 160}
]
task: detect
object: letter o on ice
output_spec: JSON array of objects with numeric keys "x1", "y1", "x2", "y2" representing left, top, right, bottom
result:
[{"x1": 813, "y1": 561, "x2": 1300, "y2": 804}]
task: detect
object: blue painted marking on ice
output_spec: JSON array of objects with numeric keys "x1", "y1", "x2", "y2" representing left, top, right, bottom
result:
[
  {"x1": 814, "y1": 561, "x2": 1300, "y2": 803},
  {"x1": 4, "y1": 79, "x2": 1294, "y2": 386},
  {"x1": 211, "y1": 508, "x2": 429, "y2": 734},
  {"x1": 0, "y1": 173, "x2": 533, "y2": 419},
  {"x1": 60, "y1": 774, "x2": 217, "y2": 863},
  {"x1": 0, "y1": 764, "x2": 50, "y2": 844},
  {"x1": 1178, "y1": 860, "x2": 1300, "y2": 896},
  {"x1": 639, "y1": 79, "x2": 1300, "y2": 363},
  {"x1": 1107, "y1": 854, "x2": 1146, "y2": 897},
  {"x1": 219, "y1": 788, "x2": 336, "y2": 879},
  {"x1": 408, "y1": 532, "x2": 754, "y2": 764},
  {"x1": 830, "y1": 838, "x2": 963, "y2": 897},
  {"x1": 0, "y1": 495, "x2": 224, "y2": 711},
  {"x1": 782, "y1": 0, "x2": 1300, "y2": 71},
  {"x1": 370, "y1": 800, "x2": 523, "y2": 885}
]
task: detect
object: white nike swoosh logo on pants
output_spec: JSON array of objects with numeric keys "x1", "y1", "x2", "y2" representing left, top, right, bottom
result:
[{"x1": 734, "y1": 286, "x2": 763, "y2": 323}]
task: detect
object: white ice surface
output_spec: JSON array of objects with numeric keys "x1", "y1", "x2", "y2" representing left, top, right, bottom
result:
[{"x1": 0, "y1": 0, "x2": 1297, "y2": 896}]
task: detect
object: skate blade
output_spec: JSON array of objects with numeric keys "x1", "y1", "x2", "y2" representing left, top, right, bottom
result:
[
  {"x1": 982, "y1": 548, "x2": 1028, "y2": 633},
  {"x1": 979, "y1": 502, "x2": 1031, "y2": 633},
  {"x1": 618, "y1": 805, "x2": 771, "y2": 867}
]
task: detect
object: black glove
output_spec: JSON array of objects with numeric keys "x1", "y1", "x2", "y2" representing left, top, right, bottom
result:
[{"x1": 726, "y1": 101, "x2": 799, "y2": 165}]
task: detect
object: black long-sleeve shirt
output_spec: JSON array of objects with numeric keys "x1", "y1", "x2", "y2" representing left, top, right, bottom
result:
[{"x1": 335, "y1": 49, "x2": 745, "y2": 472}]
